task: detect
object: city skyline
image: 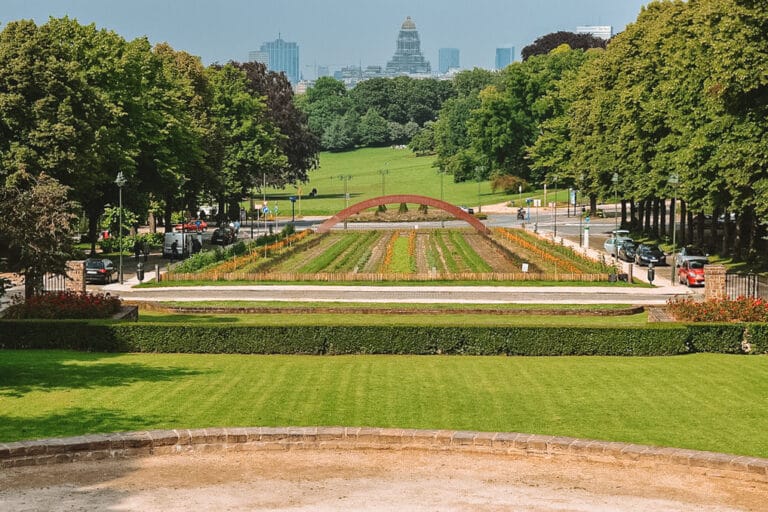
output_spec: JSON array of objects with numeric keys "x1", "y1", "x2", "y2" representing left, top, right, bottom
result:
[{"x1": 2, "y1": 0, "x2": 650, "y2": 76}]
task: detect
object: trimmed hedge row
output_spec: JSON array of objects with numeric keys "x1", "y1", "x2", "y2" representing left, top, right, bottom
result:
[{"x1": 1, "y1": 321, "x2": 763, "y2": 355}]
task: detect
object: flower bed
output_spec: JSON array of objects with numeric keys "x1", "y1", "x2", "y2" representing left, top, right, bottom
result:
[
  {"x1": 667, "y1": 296, "x2": 768, "y2": 323},
  {"x1": 3, "y1": 291, "x2": 122, "y2": 319}
]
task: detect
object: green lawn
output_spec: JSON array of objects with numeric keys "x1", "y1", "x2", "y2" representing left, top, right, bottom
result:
[
  {"x1": 256, "y1": 147, "x2": 568, "y2": 216},
  {"x1": 1, "y1": 350, "x2": 766, "y2": 458},
  {"x1": 137, "y1": 310, "x2": 650, "y2": 327}
]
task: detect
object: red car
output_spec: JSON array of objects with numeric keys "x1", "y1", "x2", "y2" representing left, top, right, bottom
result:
[
  {"x1": 175, "y1": 219, "x2": 207, "y2": 232},
  {"x1": 678, "y1": 260, "x2": 706, "y2": 287}
]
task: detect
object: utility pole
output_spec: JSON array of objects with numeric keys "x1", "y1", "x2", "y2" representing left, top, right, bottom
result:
[
  {"x1": 336, "y1": 175, "x2": 352, "y2": 229},
  {"x1": 474, "y1": 165, "x2": 485, "y2": 214}
]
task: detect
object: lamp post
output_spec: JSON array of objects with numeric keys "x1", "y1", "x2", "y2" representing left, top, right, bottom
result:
[
  {"x1": 378, "y1": 165, "x2": 389, "y2": 196},
  {"x1": 474, "y1": 165, "x2": 485, "y2": 213},
  {"x1": 669, "y1": 172, "x2": 680, "y2": 283},
  {"x1": 336, "y1": 175, "x2": 352, "y2": 229},
  {"x1": 578, "y1": 172, "x2": 585, "y2": 247},
  {"x1": 552, "y1": 174, "x2": 558, "y2": 238},
  {"x1": 612, "y1": 172, "x2": 619, "y2": 232},
  {"x1": 115, "y1": 171, "x2": 127, "y2": 284},
  {"x1": 438, "y1": 168, "x2": 446, "y2": 228},
  {"x1": 518, "y1": 185, "x2": 522, "y2": 208}
]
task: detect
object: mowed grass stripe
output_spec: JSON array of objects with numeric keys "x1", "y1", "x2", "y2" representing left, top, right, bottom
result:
[{"x1": 1, "y1": 352, "x2": 767, "y2": 458}]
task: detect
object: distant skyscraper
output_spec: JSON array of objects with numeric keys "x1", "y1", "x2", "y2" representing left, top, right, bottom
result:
[
  {"x1": 257, "y1": 35, "x2": 299, "y2": 86},
  {"x1": 248, "y1": 50, "x2": 269, "y2": 65},
  {"x1": 495, "y1": 47, "x2": 514, "y2": 70},
  {"x1": 385, "y1": 16, "x2": 431, "y2": 75},
  {"x1": 576, "y1": 25, "x2": 613, "y2": 40},
  {"x1": 438, "y1": 48, "x2": 460, "y2": 74}
]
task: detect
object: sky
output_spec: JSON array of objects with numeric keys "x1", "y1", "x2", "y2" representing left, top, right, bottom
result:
[{"x1": 2, "y1": 0, "x2": 651, "y2": 78}]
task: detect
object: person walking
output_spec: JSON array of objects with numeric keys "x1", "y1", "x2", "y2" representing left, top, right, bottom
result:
[{"x1": 171, "y1": 240, "x2": 178, "y2": 262}]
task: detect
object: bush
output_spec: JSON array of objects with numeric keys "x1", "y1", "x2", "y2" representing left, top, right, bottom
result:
[
  {"x1": 746, "y1": 324, "x2": 768, "y2": 354},
  {"x1": 685, "y1": 324, "x2": 745, "y2": 353},
  {"x1": 3, "y1": 291, "x2": 122, "y2": 319},
  {"x1": 0, "y1": 323, "x2": 690, "y2": 356},
  {"x1": 668, "y1": 296, "x2": 768, "y2": 322}
]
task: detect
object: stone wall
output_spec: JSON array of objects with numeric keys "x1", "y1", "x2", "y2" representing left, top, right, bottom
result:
[
  {"x1": 66, "y1": 260, "x2": 86, "y2": 292},
  {"x1": 1, "y1": 427, "x2": 766, "y2": 482}
]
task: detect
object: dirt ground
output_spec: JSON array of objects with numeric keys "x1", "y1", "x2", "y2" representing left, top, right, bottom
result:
[{"x1": 1, "y1": 449, "x2": 765, "y2": 511}]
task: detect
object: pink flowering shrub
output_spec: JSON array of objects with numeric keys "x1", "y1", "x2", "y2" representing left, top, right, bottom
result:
[
  {"x1": 4, "y1": 291, "x2": 122, "y2": 319},
  {"x1": 667, "y1": 296, "x2": 768, "y2": 323}
]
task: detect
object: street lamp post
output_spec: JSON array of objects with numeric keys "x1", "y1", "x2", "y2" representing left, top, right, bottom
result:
[
  {"x1": 669, "y1": 172, "x2": 680, "y2": 284},
  {"x1": 518, "y1": 185, "x2": 522, "y2": 208},
  {"x1": 115, "y1": 171, "x2": 127, "y2": 284},
  {"x1": 612, "y1": 172, "x2": 619, "y2": 232},
  {"x1": 553, "y1": 174, "x2": 558, "y2": 238},
  {"x1": 336, "y1": 175, "x2": 352, "y2": 229},
  {"x1": 378, "y1": 166, "x2": 389, "y2": 196},
  {"x1": 474, "y1": 166, "x2": 485, "y2": 214},
  {"x1": 438, "y1": 168, "x2": 446, "y2": 228}
]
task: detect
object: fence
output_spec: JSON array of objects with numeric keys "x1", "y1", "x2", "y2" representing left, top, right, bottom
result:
[
  {"x1": 164, "y1": 271, "x2": 611, "y2": 283},
  {"x1": 42, "y1": 273, "x2": 68, "y2": 292},
  {"x1": 725, "y1": 273, "x2": 768, "y2": 300}
]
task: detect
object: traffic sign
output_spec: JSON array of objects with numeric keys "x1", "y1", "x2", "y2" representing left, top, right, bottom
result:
[{"x1": 262, "y1": 206, "x2": 269, "y2": 214}]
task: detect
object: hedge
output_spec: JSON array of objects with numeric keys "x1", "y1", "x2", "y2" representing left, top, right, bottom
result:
[
  {"x1": 746, "y1": 324, "x2": 768, "y2": 354},
  {"x1": 0, "y1": 321, "x2": 692, "y2": 356},
  {"x1": 684, "y1": 324, "x2": 746, "y2": 354}
]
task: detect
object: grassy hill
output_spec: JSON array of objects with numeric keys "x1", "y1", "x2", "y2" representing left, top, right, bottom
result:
[{"x1": 255, "y1": 147, "x2": 516, "y2": 216}]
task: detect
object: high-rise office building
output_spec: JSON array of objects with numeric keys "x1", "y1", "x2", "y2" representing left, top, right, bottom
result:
[
  {"x1": 248, "y1": 51, "x2": 269, "y2": 66},
  {"x1": 576, "y1": 25, "x2": 613, "y2": 40},
  {"x1": 495, "y1": 47, "x2": 514, "y2": 70},
  {"x1": 438, "y1": 48, "x2": 460, "y2": 74},
  {"x1": 253, "y1": 35, "x2": 300, "y2": 86},
  {"x1": 385, "y1": 16, "x2": 431, "y2": 75}
]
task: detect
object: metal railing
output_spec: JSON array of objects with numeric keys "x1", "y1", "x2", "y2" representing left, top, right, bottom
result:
[{"x1": 726, "y1": 273, "x2": 768, "y2": 299}]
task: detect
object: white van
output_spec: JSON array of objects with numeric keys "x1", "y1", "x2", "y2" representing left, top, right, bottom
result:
[{"x1": 162, "y1": 232, "x2": 196, "y2": 259}]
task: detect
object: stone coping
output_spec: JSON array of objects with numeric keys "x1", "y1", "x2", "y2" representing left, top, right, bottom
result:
[{"x1": 1, "y1": 427, "x2": 766, "y2": 482}]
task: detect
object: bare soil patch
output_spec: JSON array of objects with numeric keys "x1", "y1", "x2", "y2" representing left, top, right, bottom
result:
[{"x1": 1, "y1": 449, "x2": 764, "y2": 511}]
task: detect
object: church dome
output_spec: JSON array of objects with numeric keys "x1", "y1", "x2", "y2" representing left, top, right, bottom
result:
[{"x1": 401, "y1": 16, "x2": 416, "y2": 30}]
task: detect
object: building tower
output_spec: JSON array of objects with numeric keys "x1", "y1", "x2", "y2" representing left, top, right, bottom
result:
[
  {"x1": 576, "y1": 25, "x2": 613, "y2": 40},
  {"x1": 438, "y1": 48, "x2": 460, "y2": 74},
  {"x1": 257, "y1": 35, "x2": 300, "y2": 86},
  {"x1": 385, "y1": 16, "x2": 431, "y2": 75},
  {"x1": 495, "y1": 47, "x2": 514, "y2": 70}
]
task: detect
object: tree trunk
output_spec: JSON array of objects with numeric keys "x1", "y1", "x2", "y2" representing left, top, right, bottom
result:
[
  {"x1": 630, "y1": 199, "x2": 638, "y2": 230},
  {"x1": 679, "y1": 200, "x2": 686, "y2": 247},
  {"x1": 652, "y1": 198, "x2": 660, "y2": 235},
  {"x1": 644, "y1": 199, "x2": 652, "y2": 233},
  {"x1": 712, "y1": 207, "x2": 721, "y2": 255},
  {"x1": 660, "y1": 198, "x2": 667, "y2": 241},
  {"x1": 590, "y1": 195, "x2": 598, "y2": 216}
]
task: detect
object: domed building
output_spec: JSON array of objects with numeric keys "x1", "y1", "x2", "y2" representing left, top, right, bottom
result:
[{"x1": 385, "y1": 16, "x2": 431, "y2": 75}]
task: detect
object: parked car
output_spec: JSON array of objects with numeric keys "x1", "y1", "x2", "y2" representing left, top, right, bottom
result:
[
  {"x1": 634, "y1": 243, "x2": 667, "y2": 266},
  {"x1": 458, "y1": 205, "x2": 474, "y2": 215},
  {"x1": 675, "y1": 245, "x2": 709, "y2": 267},
  {"x1": 616, "y1": 241, "x2": 637, "y2": 262},
  {"x1": 175, "y1": 219, "x2": 208, "y2": 232},
  {"x1": 84, "y1": 258, "x2": 116, "y2": 284},
  {"x1": 603, "y1": 230, "x2": 632, "y2": 257},
  {"x1": 678, "y1": 259, "x2": 706, "y2": 287},
  {"x1": 211, "y1": 225, "x2": 236, "y2": 245}
]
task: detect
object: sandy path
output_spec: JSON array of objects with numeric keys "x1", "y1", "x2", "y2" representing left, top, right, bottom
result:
[{"x1": 1, "y1": 449, "x2": 764, "y2": 511}]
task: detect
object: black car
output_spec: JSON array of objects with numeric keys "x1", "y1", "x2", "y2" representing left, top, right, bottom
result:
[
  {"x1": 85, "y1": 258, "x2": 116, "y2": 284},
  {"x1": 634, "y1": 244, "x2": 667, "y2": 266},
  {"x1": 617, "y1": 241, "x2": 637, "y2": 262},
  {"x1": 211, "y1": 226, "x2": 236, "y2": 245}
]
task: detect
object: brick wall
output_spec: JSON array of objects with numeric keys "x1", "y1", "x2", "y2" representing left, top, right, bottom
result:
[{"x1": 705, "y1": 265, "x2": 727, "y2": 300}]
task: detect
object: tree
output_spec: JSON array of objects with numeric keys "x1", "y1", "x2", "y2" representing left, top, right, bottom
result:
[
  {"x1": 408, "y1": 122, "x2": 435, "y2": 156},
  {"x1": 235, "y1": 61, "x2": 319, "y2": 186},
  {"x1": 357, "y1": 108, "x2": 390, "y2": 146},
  {"x1": 0, "y1": 171, "x2": 78, "y2": 298},
  {"x1": 521, "y1": 31, "x2": 607, "y2": 61},
  {"x1": 321, "y1": 112, "x2": 358, "y2": 152}
]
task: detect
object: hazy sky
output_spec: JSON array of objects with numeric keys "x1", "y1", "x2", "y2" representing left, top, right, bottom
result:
[{"x1": 3, "y1": 0, "x2": 650, "y2": 76}]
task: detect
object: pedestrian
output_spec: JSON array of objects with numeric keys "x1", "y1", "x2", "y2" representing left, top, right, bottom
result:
[
  {"x1": 171, "y1": 240, "x2": 178, "y2": 262},
  {"x1": 142, "y1": 241, "x2": 149, "y2": 262},
  {"x1": 133, "y1": 240, "x2": 141, "y2": 262}
]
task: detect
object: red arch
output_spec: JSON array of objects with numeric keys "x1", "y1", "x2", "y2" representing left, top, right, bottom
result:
[{"x1": 316, "y1": 194, "x2": 489, "y2": 233}]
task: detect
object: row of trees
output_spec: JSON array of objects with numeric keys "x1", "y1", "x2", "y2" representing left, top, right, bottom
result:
[
  {"x1": 297, "y1": 75, "x2": 455, "y2": 152},
  {"x1": 425, "y1": 0, "x2": 767, "y2": 261},
  {"x1": 0, "y1": 17, "x2": 319, "y2": 261}
]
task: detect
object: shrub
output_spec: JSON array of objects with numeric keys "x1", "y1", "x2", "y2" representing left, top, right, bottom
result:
[
  {"x1": 0, "y1": 322, "x2": 690, "y2": 356},
  {"x1": 3, "y1": 291, "x2": 122, "y2": 319},
  {"x1": 746, "y1": 324, "x2": 768, "y2": 354},
  {"x1": 685, "y1": 324, "x2": 745, "y2": 353},
  {"x1": 668, "y1": 296, "x2": 768, "y2": 322}
]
